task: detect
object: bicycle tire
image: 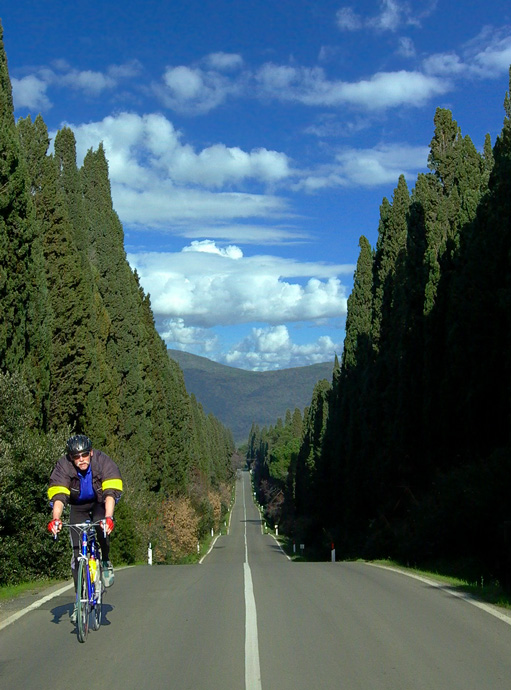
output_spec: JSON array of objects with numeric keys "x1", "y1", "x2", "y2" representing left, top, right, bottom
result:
[
  {"x1": 76, "y1": 559, "x2": 90, "y2": 643},
  {"x1": 91, "y1": 560, "x2": 102, "y2": 631}
]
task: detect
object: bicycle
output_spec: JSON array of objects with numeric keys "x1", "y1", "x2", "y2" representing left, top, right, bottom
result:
[{"x1": 59, "y1": 520, "x2": 106, "y2": 642}]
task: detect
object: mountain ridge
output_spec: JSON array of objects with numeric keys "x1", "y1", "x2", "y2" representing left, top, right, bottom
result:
[{"x1": 168, "y1": 350, "x2": 334, "y2": 445}]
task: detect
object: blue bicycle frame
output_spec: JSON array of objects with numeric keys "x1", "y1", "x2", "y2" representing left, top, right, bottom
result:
[{"x1": 62, "y1": 519, "x2": 105, "y2": 642}]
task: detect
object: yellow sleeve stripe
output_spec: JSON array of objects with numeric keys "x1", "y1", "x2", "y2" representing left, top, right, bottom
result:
[
  {"x1": 102, "y1": 478, "x2": 123, "y2": 492},
  {"x1": 48, "y1": 486, "x2": 71, "y2": 500}
]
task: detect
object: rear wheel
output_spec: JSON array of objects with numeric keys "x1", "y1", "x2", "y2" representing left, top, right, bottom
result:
[
  {"x1": 91, "y1": 560, "x2": 102, "y2": 631},
  {"x1": 76, "y1": 559, "x2": 90, "y2": 643}
]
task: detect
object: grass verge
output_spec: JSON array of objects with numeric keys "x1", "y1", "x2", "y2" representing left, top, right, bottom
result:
[
  {"x1": 371, "y1": 559, "x2": 511, "y2": 610},
  {"x1": 0, "y1": 578, "x2": 64, "y2": 601}
]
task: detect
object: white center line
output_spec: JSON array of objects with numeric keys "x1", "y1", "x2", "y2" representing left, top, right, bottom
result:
[{"x1": 243, "y1": 478, "x2": 262, "y2": 690}]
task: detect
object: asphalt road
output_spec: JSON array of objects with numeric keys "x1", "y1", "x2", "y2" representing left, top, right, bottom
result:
[{"x1": 2, "y1": 471, "x2": 511, "y2": 689}]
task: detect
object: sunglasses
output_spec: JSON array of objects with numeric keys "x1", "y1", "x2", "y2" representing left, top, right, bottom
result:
[{"x1": 71, "y1": 451, "x2": 90, "y2": 460}]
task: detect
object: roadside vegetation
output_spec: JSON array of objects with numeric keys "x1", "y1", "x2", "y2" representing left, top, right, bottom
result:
[
  {"x1": 0, "y1": 22, "x2": 236, "y2": 586},
  {"x1": 249, "y1": 68, "x2": 511, "y2": 594}
]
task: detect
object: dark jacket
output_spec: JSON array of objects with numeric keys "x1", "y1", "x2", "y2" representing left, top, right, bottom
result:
[{"x1": 48, "y1": 450, "x2": 123, "y2": 506}]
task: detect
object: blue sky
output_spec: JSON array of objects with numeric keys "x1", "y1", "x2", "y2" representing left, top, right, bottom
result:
[{"x1": 3, "y1": 1, "x2": 511, "y2": 370}]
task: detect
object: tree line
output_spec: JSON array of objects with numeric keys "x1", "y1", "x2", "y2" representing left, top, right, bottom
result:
[
  {"x1": 0, "y1": 22, "x2": 235, "y2": 585},
  {"x1": 249, "y1": 69, "x2": 511, "y2": 588}
]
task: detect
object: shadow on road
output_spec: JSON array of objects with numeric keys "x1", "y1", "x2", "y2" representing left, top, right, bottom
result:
[{"x1": 49, "y1": 602, "x2": 114, "y2": 626}]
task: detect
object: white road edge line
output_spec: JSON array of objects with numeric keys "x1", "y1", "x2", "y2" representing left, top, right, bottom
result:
[
  {"x1": 200, "y1": 477, "x2": 239, "y2": 563},
  {"x1": 0, "y1": 582, "x2": 74, "y2": 631},
  {"x1": 268, "y1": 532, "x2": 291, "y2": 560},
  {"x1": 0, "y1": 566, "x2": 134, "y2": 632},
  {"x1": 243, "y1": 478, "x2": 263, "y2": 690},
  {"x1": 367, "y1": 562, "x2": 511, "y2": 626},
  {"x1": 199, "y1": 534, "x2": 221, "y2": 563}
]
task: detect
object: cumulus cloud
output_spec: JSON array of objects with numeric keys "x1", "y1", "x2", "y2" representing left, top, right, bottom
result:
[
  {"x1": 424, "y1": 26, "x2": 511, "y2": 79},
  {"x1": 471, "y1": 30, "x2": 511, "y2": 73},
  {"x1": 255, "y1": 64, "x2": 447, "y2": 109},
  {"x1": 155, "y1": 51, "x2": 450, "y2": 115},
  {"x1": 69, "y1": 111, "x2": 291, "y2": 188},
  {"x1": 128, "y1": 241, "x2": 352, "y2": 328},
  {"x1": 182, "y1": 239, "x2": 243, "y2": 259},
  {"x1": 60, "y1": 111, "x2": 292, "y2": 230},
  {"x1": 159, "y1": 318, "x2": 219, "y2": 353},
  {"x1": 162, "y1": 321, "x2": 341, "y2": 370},
  {"x1": 12, "y1": 59, "x2": 142, "y2": 111},
  {"x1": 295, "y1": 143, "x2": 429, "y2": 191},
  {"x1": 224, "y1": 326, "x2": 341, "y2": 370},
  {"x1": 155, "y1": 63, "x2": 244, "y2": 114},
  {"x1": 11, "y1": 75, "x2": 52, "y2": 110},
  {"x1": 60, "y1": 69, "x2": 116, "y2": 94}
]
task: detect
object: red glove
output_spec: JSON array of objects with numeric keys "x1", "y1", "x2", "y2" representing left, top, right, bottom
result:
[
  {"x1": 48, "y1": 518, "x2": 62, "y2": 536},
  {"x1": 102, "y1": 517, "x2": 115, "y2": 534}
]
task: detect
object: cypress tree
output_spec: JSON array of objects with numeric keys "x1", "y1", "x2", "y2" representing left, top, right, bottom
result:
[
  {"x1": 341, "y1": 236, "x2": 374, "y2": 373},
  {"x1": 0, "y1": 22, "x2": 50, "y2": 425},
  {"x1": 17, "y1": 116, "x2": 101, "y2": 431},
  {"x1": 81, "y1": 144, "x2": 152, "y2": 464}
]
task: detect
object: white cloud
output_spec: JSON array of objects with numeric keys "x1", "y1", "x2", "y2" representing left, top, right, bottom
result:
[
  {"x1": 336, "y1": 7, "x2": 363, "y2": 31},
  {"x1": 423, "y1": 52, "x2": 465, "y2": 77},
  {"x1": 397, "y1": 37, "x2": 416, "y2": 58},
  {"x1": 182, "y1": 224, "x2": 311, "y2": 244},
  {"x1": 165, "y1": 142, "x2": 291, "y2": 187},
  {"x1": 156, "y1": 64, "x2": 243, "y2": 114},
  {"x1": 160, "y1": 318, "x2": 219, "y2": 353},
  {"x1": 156, "y1": 55, "x2": 449, "y2": 116},
  {"x1": 468, "y1": 29, "x2": 511, "y2": 75},
  {"x1": 12, "y1": 60, "x2": 142, "y2": 111},
  {"x1": 58, "y1": 111, "x2": 292, "y2": 228},
  {"x1": 369, "y1": 0, "x2": 404, "y2": 32},
  {"x1": 204, "y1": 52, "x2": 244, "y2": 71},
  {"x1": 255, "y1": 64, "x2": 448, "y2": 109},
  {"x1": 11, "y1": 75, "x2": 52, "y2": 110},
  {"x1": 128, "y1": 241, "x2": 352, "y2": 328},
  {"x1": 61, "y1": 69, "x2": 116, "y2": 95},
  {"x1": 182, "y1": 239, "x2": 243, "y2": 259},
  {"x1": 335, "y1": 143, "x2": 429, "y2": 185},
  {"x1": 224, "y1": 325, "x2": 341, "y2": 370},
  {"x1": 336, "y1": 0, "x2": 433, "y2": 33},
  {"x1": 295, "y1": 143, "x2": 429, "y2": 190},
  {"x1": 162, "y1": 321, "x2": 341, "y2": 370},
  {"x1": 423, "y1": 27, "x2": 511, "y2": 79}
]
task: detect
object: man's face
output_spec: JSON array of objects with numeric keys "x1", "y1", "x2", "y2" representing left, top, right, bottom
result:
[{"x1": 71, "y1": 450, "x2": 92, "y2": 471}]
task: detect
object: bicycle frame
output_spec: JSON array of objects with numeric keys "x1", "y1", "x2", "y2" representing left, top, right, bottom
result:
[{"x1": 61, "y1": 520, "x2": 106, "y2": 642}]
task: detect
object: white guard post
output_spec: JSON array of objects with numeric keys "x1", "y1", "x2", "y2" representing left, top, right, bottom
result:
[{"x1": 148, "y1": 542, "x2": 153, "y2": 565}]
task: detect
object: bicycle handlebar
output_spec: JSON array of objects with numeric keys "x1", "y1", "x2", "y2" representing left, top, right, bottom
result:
[{"x1": 54, "y1": 520, "x2": 107, "y2": 540}]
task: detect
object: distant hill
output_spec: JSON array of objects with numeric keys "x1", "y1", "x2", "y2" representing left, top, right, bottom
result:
[{"x1": 168, "y1": 350, "x2": 334, "y2": 446}]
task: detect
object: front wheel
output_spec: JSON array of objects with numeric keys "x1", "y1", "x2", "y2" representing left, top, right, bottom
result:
[
  {"x1": 76, "y1": 559, "x2": 90, "y2": 643},
  {"x1": 91, "y1": 560, "x2": 102, "y2": 631}
]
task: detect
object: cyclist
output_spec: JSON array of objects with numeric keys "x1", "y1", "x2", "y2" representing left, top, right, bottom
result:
[{"x1": 47, "y1": 434, "x2": 123, "y2": 622}]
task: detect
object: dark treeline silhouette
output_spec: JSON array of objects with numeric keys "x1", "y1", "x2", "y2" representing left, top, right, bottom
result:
[
  {"x1": 0, "y1": 22, "x2": 234, "y2": 585},
  {"x1": 249, "y1": 69, "x2": 511, "y2": 588}
]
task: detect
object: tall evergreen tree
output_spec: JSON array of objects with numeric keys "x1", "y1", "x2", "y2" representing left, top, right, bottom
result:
[
  {"x1": 0, "y1": 22, "x2": 50, "y2": 425},
  {"x1": 81, "y1": 144, "x2": 152, "y2": 465},
  {"x1": 17, "y1": 116, "x2": 102, "y2": 431}
]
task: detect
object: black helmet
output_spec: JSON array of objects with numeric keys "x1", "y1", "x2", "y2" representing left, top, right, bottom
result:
[{"x1": 66, "y1": 434, "x2": 92, "y2": 457}]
